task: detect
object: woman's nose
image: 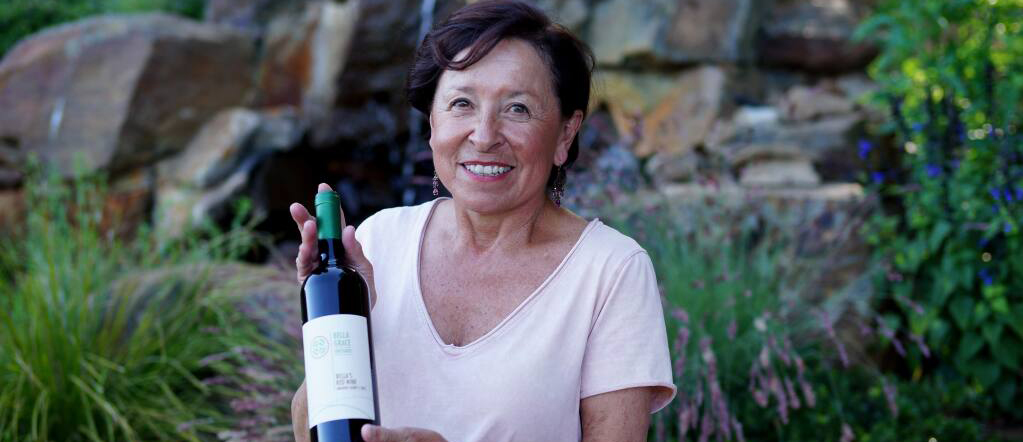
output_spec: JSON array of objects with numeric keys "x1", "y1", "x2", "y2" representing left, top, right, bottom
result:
[{"x1": 468, "y1": 112, "x2": 501, "y2": 151}]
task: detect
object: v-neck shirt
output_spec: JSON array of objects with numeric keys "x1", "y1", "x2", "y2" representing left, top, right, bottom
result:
[{"x1": 355, "y1": 199, "x2": 676, "y2": 441}]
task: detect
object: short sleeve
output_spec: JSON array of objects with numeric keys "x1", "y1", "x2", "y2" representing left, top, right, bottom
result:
[{"x1": 580, "y1": 251, "x2": 677, "y2": 413}]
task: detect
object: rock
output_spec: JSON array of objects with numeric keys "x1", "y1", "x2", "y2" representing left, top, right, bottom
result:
[
  {"x1": 588, "y1": 0, "x2": 759, "y2": 65},
  {"x1": 594, "y1": 66, "x2": 728, "y2": 158},
  {"x1": 659, "y1": 182, "x2": 864, "y2": 205},
  {"x1": 0, "y1": 14, "x2": 256, "y2": 178},
  {"x1": 645, "y1": 150, "x2": 701, "y2": 184},
  {"x1": 531, "y1": 0, "x2": 589, "y2": 33},
  {"x1": 834, "y1": 74, "x2": 879, "y2": 103},
  {"x1": 757, "y1": 0, "x2": 879, "y2": 73},
  {"x1": 258, "y1": 0, "x2": 360, "y2": 121},
  {"x1": 155, "y1": 162, "x2": 253, "y2": 237},
  {"x1": 205, "y1": 0, "x2": 311, "y2": 35},
  {"x1": 715, "y1": 113, "x2": 863, "y2": 181},
  {"x1": 159, "y1": 108, "x2": 262, "y2": 189},
  {"x1": 0, "y1": 135, "x2": 23, "y2": 188},
  {"x1": 779, "y1": 85, "x2": 856, "y2": 122},
  {"x1": 251, "y1": 106, "x2": 306, "y2": 152},
  {"x1": 0, "y1": 189, "x2": 24, "y2": 232},
  {"x1": 315, "y1": 0, "x2": 423, "y2": 147},
  {"x1": 739, "y1": 158, "x2": 821, "y2": 187},
  {"x1": 103, "y1": 168, "x2": 155, "y2": 235}
]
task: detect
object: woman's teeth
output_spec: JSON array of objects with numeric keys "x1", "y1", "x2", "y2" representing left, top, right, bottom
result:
[{"x1": 465, "y1": 164, "x2": 511, "y2": 176}]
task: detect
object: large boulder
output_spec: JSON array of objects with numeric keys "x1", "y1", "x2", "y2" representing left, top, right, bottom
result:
[
  {"x1": 587, "y1": 0, "x2": 759, "y2": 66},
  {"x1": 756, "y1": 0, "x2": 879, "y2": 73},
  {"x1": 155, "y1": 107, "x2": 305, "y2": 236},
  {"x1": 593, "y1": 66, "x2": 729, "y2": 158},
  {"x1": 0, "y1": 14, "x2": 256, "y2": 178},
  {"x1": 258, "y1": 0, "x2": 360, "y2": 121},
  {"x1": 712, "y1": 106, "x2": 864, "y2": 182}
]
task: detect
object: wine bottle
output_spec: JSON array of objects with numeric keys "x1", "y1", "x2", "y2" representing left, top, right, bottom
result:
[{"x1": 300, "y1": 190, "x2": 379, "y2": 442}]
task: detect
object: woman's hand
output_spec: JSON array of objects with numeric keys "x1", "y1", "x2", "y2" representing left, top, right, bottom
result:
[
  {"x1": 362, "y1": 425, "x2": 447, "y2": 442},
  {"x1": 289, "y1": 183, "x2": 376, "y2": 307},
  {"x1": 292, "y1": 381, "x2": 446, "y2": 442}
]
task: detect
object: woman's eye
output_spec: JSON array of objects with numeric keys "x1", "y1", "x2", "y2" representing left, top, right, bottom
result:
[
  {"x1": 508, "y1": 103, "x2": 529, "y2": 115},
  {"x1": 450, "y1": 98, "x2": 471, "y2": 109}
]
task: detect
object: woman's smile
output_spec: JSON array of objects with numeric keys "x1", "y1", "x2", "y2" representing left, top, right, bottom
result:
[{"x1": 461, "y1": 161, "x2": 515, "y2": 181}]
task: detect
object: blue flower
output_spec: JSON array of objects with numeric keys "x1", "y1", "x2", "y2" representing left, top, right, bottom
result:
[
  {"x1": 926, "y1": 164, "x2": 941, "y2": 177},
  {"x1": 859, "y1": 139, "x2": 874, "y2": 160},
  {"x1": 872, "y1": 171, "x2": 885, "y2": 184},
  {"x1": 1016, "y1": 186, "x2": 1022, "y2": 201},
  {"x1": 978, "y1": 237, "x2": 990, "y2": 248},
  {"x1": 979, "y1": 269, "x2": 993, "y2": 286},
  {"x1": 1005, "y1": 189, "x2": 1015, "y2": 203},
  {"x1": 1005, "y1": 222, "x2": 1013, "y2": 234},
  {"x1": 991, "y1": 187, "x2": 1001, "y2": 200},
  {"x1": 912, "y1": 123, "x2": 924, "y2": 132}
]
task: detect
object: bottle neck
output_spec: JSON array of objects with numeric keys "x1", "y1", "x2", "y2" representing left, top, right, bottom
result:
[{"x1": 319, "y1": 237, "x2": 345, "y2": 267}]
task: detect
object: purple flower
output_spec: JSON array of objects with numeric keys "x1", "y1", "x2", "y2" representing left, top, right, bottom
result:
[
  {"x1": 882, "y1": 378, "x2": 899, "y2": 417},
  {"x1": 872, "y1": 171, "x2": 885, "y2": 184},
  {"x1": 858, "y1": 139, "x2": 873, "y2": 160},
  {"x1": 925, "y1": 164, "x2": 941, "y2": 177}
]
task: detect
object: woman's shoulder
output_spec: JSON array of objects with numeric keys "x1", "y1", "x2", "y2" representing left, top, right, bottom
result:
[{"x1": 574, "y1": 219, "x2": 650, "y2": 268}]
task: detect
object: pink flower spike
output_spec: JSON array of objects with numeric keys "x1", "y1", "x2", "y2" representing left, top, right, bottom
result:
[{"x1": 840, "y1": 423, "x2": 855, "y2": 442}]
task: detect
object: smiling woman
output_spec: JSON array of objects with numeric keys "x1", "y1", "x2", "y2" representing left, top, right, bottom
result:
[{"x1": 289, "y1": 1, "x2": 676, "y2": 441}]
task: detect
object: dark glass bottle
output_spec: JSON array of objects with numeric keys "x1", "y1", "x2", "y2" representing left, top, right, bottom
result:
[{"x1": 300, "y1": 191, "x2": 380, "y2": 442}]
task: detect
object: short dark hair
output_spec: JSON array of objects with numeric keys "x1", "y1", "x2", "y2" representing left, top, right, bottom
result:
[{"x1": 406, "y1": 0, "x2": 594, "y2": 189}]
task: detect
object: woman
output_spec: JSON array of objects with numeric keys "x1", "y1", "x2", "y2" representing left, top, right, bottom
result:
[{"x1": 290, "y1": 1, "x2": 675, "y2": 441}]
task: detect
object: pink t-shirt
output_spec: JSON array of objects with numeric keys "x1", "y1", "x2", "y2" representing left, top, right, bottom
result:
[{"x1": 356, "y1": 199, "x2": 676, "y2": 441}]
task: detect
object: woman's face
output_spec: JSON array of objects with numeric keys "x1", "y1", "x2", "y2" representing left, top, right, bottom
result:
[{"x1": 429, "y1": 38, "x2": 582, "y2": 214}]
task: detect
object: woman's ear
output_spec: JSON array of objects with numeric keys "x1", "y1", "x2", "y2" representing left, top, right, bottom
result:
[
  {"x1": 554, "y1": 110, "x2": 584, "y2": 166},
  {"x1": 427, "y1": 112, "x2": 435, "y2": 151}
]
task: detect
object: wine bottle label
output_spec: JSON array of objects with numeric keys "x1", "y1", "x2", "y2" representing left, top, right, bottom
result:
[{"x1": 303, "y1": 314, "x2": 376, "y2": 427}]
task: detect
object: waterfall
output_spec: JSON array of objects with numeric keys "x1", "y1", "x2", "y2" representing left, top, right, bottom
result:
[{"x1": 401, "y1": 0, "x2": 436, "y2": 206}]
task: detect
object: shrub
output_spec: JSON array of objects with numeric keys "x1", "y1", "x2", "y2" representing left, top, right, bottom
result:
[
  {"x1": 856, "y1": 0, "x2": 1023, "y2": 415},
  {"x1": 599, "y1": 195, "x2": 996, "y2": 441},
  {"x1": 0, "y1": 162, "x2": 277, "y2": 440}
]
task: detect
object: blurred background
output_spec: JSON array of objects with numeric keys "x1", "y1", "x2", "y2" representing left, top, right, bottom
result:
[{"x1": 0, "y1": 0, "x2": 1021, "y2": 440}]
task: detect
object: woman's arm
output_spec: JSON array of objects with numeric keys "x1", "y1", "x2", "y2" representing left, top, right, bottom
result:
[{"x1": 581, "y1": 387, "x2": 654, "y2": 442}]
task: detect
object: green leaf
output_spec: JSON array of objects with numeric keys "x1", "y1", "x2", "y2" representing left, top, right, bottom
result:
[
  {"x1": 950, "y1": 296, "x2": 974, "y2": 329},
  {"x1": 957, "y1": 332, "x2": 985, "y2": 363},
  {"x1": 981, "y1": 322, "x2": 1003, "y2": 348},
  {"x1": 971, "y1": 360, "x2": 1001, "y2": 390},
  {"x1": 1010, "y1": 305, "x2": 1023, "y2": 340},
  {"x1": 995, "y1": 379, "x2": 1017, "y2": 410},
  {"x1": 928, "y1": 318, "x2": 950, "y2": 347},
  {"x1": 973, "y1": 302, "x2": 991, "y2": 324},
  {"x1": 990, "y1": 297, "x2": 1010, "y2": 315},
  {"x1": 993, "y1": 335, "x2": 1021, "y2": 371},
  {"x1": 928, "y1": 220, "x2": 952, "y2": 251}
]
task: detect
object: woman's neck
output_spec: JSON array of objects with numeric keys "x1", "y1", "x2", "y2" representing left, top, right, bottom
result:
[{"x1": 446, "y1": 194, "x2": 558, "y2": 254}]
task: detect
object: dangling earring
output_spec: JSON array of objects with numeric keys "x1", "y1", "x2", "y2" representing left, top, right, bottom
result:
[
  {"x1": 432, "y1": 172, "x2": 440, "y2": 197},
  {"x1": 552, "y1": 166, "x2": 565, "y2": 208}
]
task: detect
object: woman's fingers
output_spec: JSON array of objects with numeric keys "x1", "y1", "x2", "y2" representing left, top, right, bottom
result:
[
  {"x1": 342, "y1": 225, "x2": 376, "y2": 308},
  {"x1": 292, "y1": 380, "x2": 310, "y2": 442},
  {"x1": 362, "y1": 425, "x2": 445, "y2": 442},
  {"x1": 296, "y1": 220, "x2": 320, "y2": 285}
]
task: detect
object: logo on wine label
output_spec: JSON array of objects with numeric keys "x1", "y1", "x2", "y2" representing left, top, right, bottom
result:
[{"x1": 310, "y1": 336, "x2": 329, "y2": 358}]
